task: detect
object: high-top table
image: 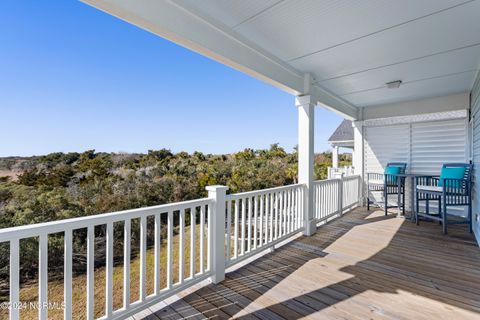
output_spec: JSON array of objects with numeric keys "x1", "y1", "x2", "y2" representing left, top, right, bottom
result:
[{"x1": 391, "y1": 172, "x2": 433, "y2": 220}]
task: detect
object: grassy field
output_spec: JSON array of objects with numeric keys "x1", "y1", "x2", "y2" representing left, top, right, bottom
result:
[{"x1": 1, "y1": 224, "x2": 207, "y2": 320}]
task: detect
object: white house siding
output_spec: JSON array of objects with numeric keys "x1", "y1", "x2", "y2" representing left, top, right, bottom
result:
[
  {"x1": 411, "y1": 119, "x2": 467, "y2": 174},
  {"x1": 365, "y1": 124, "x2": 409, "y2": 207},
  {"x1": 471, "y1": 72, "x2": 480, "y2": 240},
  {"x1": 364, "y1": 115, "x2": 468, "y2": 214}
]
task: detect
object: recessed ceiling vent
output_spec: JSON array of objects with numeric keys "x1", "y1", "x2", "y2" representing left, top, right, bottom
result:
[{"x1": 386, "y1": 80, "x2": 402, "y2": 89}]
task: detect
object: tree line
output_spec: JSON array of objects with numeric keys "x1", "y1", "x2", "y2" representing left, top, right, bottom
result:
[{"x1": 0, "y1": 145, "x2": 351, "y2": 292}]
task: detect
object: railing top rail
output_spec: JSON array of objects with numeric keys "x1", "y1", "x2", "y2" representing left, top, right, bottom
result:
[
  {"x1": 0, "y1": 197, "x2": 213, "y2": 242},
  {"x1": 314, "y1": 178, "x2": 341, "y2": 184},
  {"x1": 226, "y1": 183, "x2": 304, "y2": 199},
  {"x1": 314, "y1": 175, "x2": 361, "y2": 184},
  {"x1": 342, "y1": 175, "x2": 361, "y2": 180}
]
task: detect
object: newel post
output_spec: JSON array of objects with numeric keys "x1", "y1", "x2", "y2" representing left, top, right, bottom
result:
[
  {"x1": 206, "y1": 185, "x2": 228, "y2": 284},
  {"x1": 338, "y1": 174, "x2": 344, "y2": 215},
  {"x1": 296, "y1": 94, "x2": 316, "y2": 236}
]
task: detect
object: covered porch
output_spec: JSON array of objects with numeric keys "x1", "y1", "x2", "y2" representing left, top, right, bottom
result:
[
  {"x1": 2, "y1": 1, "x2": 478, "y2": 319},
  {"x1": 82, "y1": 0, "x2": 480, "y2": 242},
  {"x1": 134, "y1": 207, "x2": 479, "y2": 320}
]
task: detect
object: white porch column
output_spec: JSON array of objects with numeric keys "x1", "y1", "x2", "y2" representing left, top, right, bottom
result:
[
  {"x1": 332, "y1": 145, "x2": 339, "y2": 168},
  {"x1": 296, "y1": 95, "x2": 316, "y2": 236},
  {"x1": 352, "y1": 121, "x2": 365, "y2": 204},
  {"x1": 206, "y1": 185, "x2": 228, "y2": 284}
]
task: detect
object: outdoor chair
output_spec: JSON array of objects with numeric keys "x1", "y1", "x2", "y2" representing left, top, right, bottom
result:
[
  {"x1": 415, "y1": 163, "x2": 473, "y2": 234},
  {"x1": 367, "y1": 162, "x2": 407, "y2": 216}
]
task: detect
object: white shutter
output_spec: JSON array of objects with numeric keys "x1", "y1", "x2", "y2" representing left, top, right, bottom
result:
[
  {"x1": 411, "y1": 119, "x2": 467, "y2": 175},
  {"x1": 365, "y1": 124, "x2": 409, "y2": 206},
  {"x1": 365, "y1": 124, "x2": 410, "y2": 173},
  {"x1": 411, "y1": 119, "x2": 468, "y2": 217}
]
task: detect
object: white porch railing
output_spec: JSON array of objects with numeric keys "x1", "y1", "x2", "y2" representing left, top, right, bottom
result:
[
  {"x1": 0, "y1": 198, "x2": 214, "y2": 320},
  {"x1": 224, "y1": 184, "x2": 304, "y2": 267},
  {"x1": 0, "y1": 180, "x2": 361, "y2": 320},
  {"x1": 313, "y1": 175, "x2": 361, "y2": 223},
  {"x1": 327, "y1": 166, "x2": 355, "y2": 179}
]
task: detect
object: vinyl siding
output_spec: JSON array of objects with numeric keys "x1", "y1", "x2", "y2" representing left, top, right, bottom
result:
[
  {"x1": 365, "y1": 124, "x2": 409, "y2": 207},
  {"x1": 411, "y1": 119, "x2": 467, "y2": 174}
]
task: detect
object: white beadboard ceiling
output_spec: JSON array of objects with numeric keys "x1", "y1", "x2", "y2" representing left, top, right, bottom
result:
[{"x1": 84, "y1": 0, "x2": 480, "y2": 110}]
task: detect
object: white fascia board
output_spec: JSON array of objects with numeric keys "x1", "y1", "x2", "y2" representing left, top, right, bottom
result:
[{"x1": 81, "y1": 0, "x2": 359, "y2": 120}]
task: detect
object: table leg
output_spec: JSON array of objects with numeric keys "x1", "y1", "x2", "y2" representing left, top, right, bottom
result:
[
  {"x1": 397, "y1": 177, "x2": 402, "y2": 218},
  {"x1": 410, "y1": 177, "x2": 415, "y2": 222}
]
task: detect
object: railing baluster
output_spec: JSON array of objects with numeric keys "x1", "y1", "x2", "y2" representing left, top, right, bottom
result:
[
  {"x1": 253, "y1": 195, "x2": 258, "y2": 250},
  {"x1": 39, "y1": 233, "x2": 48, "y2": 320},
  {"x1": 87, "y1": 226, "x2": 95, "y2": 320},
  {"x1": 207, "y1": 203, "x2": 212, "y2": 272},
  {"x1": 140, "y1": 216, "x2": 147, "y2": 301},
  {"x1": 64, "y1": 229, "x2": 73, "y2": 320},
  {"x1": 317, "y1": 184, "x2": 320, "y2": 219},
  {"x1": 234, "y1": 200, "x2": 239, "y2": 259},
  {"x1": 167, "y1": 211, "x2": 173, "y2": 289},
  {"x1": 297, "y1": 188, "x2": 301, "y2": 229},
  {"x1": 226, "y1": 201, "x2": 231, "y2": 262},
  {"x1": 264, "y1": 194, "x2": 269, "y2": 244},
  {"x1": 200, "y1": 205, "x2": 205, "y2": 274},
  {"x1": 285, "y1": 190, "x2": 288, "y2": 234},
  {"x1": 283, "y1": 191, "x2": 287, "y2": 236},
  {"x1": 123, "y1": 219, "x2": 131, "y2": 309},
  {"x1": 287, "y1": 190, "x2": 291, "y2": 234},
  {"x1": 106, "y1": 222, "x2": 113, "y2": 317},
  {"x1": 285, "y1": 190, "x2": 289, "y2": 234},
  {"x1": 10, "y1": 239, "x2": 19, "y2": 320},
  {"x1": 154, "y1": 213, "x2": 161, "y2": 294},
  {"x1": 259, "y1": 195, "x2": 264, "y2": 246},
  {"x1": 294, "y1": 188, "x2": 298, "y2": 229},
  {"x1": 319, "y1": 184, "x2": 322, "y2": 218},
  {"x1": 179, "y1": 209, "x2": 185, "y2": 284},
  {"x1": 270, "y1": 192, "x2": 274, "y2": 242},
  {"x1": 241, "y1": 198, "x2": 246, "y2": 255},
  {"x1": 324, "y1": 183, "x2": 328, "y2": 217},
  {"x1": 275, "y1": 192, "x2": 279, "y2": 239},
  {"x1": 247, "y1": 197, "x2": 252, "y2": 252},
  {"x1": 190, "y1": 207, "x2": 196, "y2": 278},
  {"x1": 281, "y1": 191, "x2": 285, "y2": 236},
  {"x1": 288, "y1": 189, "x2": 292, "y2": 233}
]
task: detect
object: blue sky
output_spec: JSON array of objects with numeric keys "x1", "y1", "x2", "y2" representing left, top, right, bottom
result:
[{"x1": 0, "y1": 1, "x2": 343, "y2": 157}]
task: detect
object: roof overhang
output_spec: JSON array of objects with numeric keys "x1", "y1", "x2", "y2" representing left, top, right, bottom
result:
[{"x1": 81, "y1": 1, "x2": 480, "y2": 120}]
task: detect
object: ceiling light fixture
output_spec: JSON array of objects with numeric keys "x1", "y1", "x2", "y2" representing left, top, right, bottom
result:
[{"x1": 386, "y1": 80, "x2": 402, "y2": 89}]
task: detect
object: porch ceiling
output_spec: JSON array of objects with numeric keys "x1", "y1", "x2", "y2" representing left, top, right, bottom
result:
[{"x1": 82, "y1": 0, "x2": 480, "y2": 117}]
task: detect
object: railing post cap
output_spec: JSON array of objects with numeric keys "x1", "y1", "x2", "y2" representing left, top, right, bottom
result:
[{"x1": 205, "y1": 185, "x2": 229, "y2": 192}]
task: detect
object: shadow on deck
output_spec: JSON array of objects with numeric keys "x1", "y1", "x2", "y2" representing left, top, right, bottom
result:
[{"x1": 137, "y1": 207, "x2": 480, "y2": 320}]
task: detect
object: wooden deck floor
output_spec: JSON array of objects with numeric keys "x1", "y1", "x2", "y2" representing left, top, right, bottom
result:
[{"x1": 136, "y1": 208, "x2": 480, "y2": 320}]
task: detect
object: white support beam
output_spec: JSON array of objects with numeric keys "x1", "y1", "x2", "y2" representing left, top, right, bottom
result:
[
  {"x1": 311, "y1": 85, "x2": 359, "y2": 120},
  {"x1": 332, "y1": 146, "x2": 339, "y2": 169},
  {"x1": 352, "y1": 121, "x2": 365, "y2": 205},
  {"x1": 81, "y1": 0, "x2": 304, "y2": 94},
  {"x1": 296, "y1": 95, "x2": 316, "y2": 236},
  {"x1": 81, "y1": 0, "x2": 359, "y2": 120}
]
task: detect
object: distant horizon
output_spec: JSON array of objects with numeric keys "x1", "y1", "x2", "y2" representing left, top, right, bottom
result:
[{"x1": 0, "y1": 144, "x2": 352, "y2": 159}]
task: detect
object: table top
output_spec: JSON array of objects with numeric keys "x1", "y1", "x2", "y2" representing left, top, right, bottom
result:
[{"x1": 389, "y1": 172, "x2": 437, "y2": 177}]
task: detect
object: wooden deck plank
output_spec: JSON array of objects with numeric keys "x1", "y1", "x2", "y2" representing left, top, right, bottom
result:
[{"x1": 139, "y1": 207, "x2": 480, "y2": 320}]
